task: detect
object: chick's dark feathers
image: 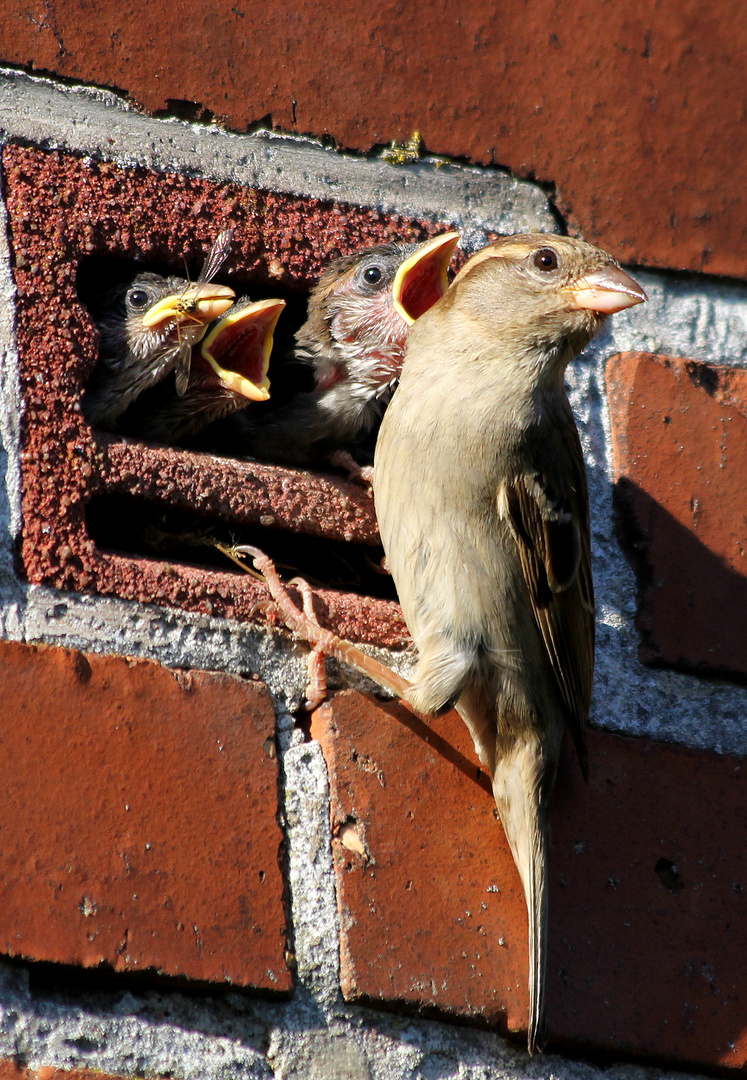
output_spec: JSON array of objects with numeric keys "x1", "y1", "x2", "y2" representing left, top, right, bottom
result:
[{"x1": 84, "y1": 273, "x2": 188, "y2": 426}]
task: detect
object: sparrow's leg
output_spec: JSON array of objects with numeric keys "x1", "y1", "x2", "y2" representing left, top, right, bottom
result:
[
  {"x1": 287, "y1": 574, "x2": 328, "y2": 710},
  {"x1": 228, "y1": 544, "x2": 492, "y2": 794},
  {"x1": 233, "y1": 545, "x2": 413, "y2": 702}
]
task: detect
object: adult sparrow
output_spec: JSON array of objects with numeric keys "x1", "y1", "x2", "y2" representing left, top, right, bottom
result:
[{"x1": 374, "y1": 234, "x2": 647, "y2": 1051}]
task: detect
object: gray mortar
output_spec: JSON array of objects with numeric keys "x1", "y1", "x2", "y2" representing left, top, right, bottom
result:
[
  {"x1": 0, "y1": 67, "x2": 557, "y2": 242},
  {"x1": 0, "y1": 65, "x2": 742, "y2": 1080}
]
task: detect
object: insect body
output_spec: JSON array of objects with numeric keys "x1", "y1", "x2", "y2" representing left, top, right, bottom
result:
[{"x1": 142, "y1": 229, "x2": 235, "y2": 395}]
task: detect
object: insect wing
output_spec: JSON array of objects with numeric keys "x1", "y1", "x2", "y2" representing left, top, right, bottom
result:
[
  {"x1": 174, "y1": 229, "x2": 234, "y2": 393},
  {"x1": 197, "y1": 228, "x2": 234, "y2": 286},
  {"x1": 174, "y1": 337, "x2": 192, "y2": 396}
]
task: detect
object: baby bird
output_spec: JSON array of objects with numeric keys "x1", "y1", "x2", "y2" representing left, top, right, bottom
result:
[
  {"x1": 83, "y1": 237, "x2": 235, "y2": 428},
  {"x1": 236, "y1": 232, "x2": 459, "y2": 468},
  {"x1": 374, "y1": 234, "x2": 647, "y2": 1051},
  {"x1": 123, "y1": 297, "x2": 285, "y2": 444}
]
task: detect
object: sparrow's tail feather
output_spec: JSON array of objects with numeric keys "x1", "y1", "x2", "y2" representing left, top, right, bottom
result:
[{"x1": 491, "y1": 739, "x2": 550, "y2": 1055}]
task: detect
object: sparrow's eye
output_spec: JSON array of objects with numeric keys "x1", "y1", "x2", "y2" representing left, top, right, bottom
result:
[
  {"x1": 128, "y1": 288, "x2": 150, "y2": 308},
  {"x1": 362, "y1": 265, "x2": 384, "y2": 287},
  {"x1": 533, "y1": 248, "x2": 559, "y2": 272}
]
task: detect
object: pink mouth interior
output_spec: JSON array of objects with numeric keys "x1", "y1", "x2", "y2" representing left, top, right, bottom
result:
[
  {"x1": 399, "y1": 263, "x2": 447, "y2": 320},
  {"x1": 209, "y1": 316, "x2": 268, "y2": 385}
]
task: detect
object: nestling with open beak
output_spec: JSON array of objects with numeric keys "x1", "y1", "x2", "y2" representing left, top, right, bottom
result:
[
  {"x1": 236, "y1": 233, "x2": 647, "y2": 1053},
  {"x1": 83, "y1": 233, "x2": 236, "y2": 428},
  {"x1": 235, "y1": 231, "x2": 459, "y2": 468},
  {"x1": 122, "y1": 296, "x2": 285, "y2": 444},
  {"x1": 374, "y1": 234, "x2": 647, "y2": 1052}
]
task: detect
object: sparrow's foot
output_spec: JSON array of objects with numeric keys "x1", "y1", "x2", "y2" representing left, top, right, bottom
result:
[
  {"x1": 329, "y1": 450, "x2": 374, "y2": 492},
  {"x1": 232, "y1": 545, "x2": 413, "y2": 703},
  {"x1": 232, "y1": 545, "x2": 330, "y2": 708},
  {"x1": 288, "y1": 574, "x2": 328, "y2": 710}
]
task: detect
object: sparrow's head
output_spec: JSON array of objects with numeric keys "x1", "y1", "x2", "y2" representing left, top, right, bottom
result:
[
  {"x1": 446, "y1": 234, "x2": 647, "y2": 359},
  {"x1": 86, "y1": 271, "x2": 235, "y2": 427},
  {"x1": 297, "y1": 232, "x2": 459, "y2": 393},
  {"x1": 99, "y1": 272, "x2": 235, "y2": 369}
]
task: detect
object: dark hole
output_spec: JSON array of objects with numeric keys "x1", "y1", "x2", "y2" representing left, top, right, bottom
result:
[
  {"x1": 152, "y1": 98, "x2": 216, "y2": 124},
  {"x1": 76, "y1": 256, "x2": 392, "y2": 609},
  {"x1": 654, "y1": 857, "x2": 684, "y2": 894},
  {"x1": 63, "y1": 1036, "x2": 101, "y2": 1053},
  {"x1": 684, "y1": 359, "x2": 720, "y2": 397},
  {"x1": 85, "y1": 494, "x2": 397, "y2": 602}
]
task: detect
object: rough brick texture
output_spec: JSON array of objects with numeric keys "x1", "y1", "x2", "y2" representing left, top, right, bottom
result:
[
  {"x1": 606, "y1": 353, "x2": 747, "y2": 680},
  {"x1": 3, "y1": 143, "x2": 433, "y2": 647},
  {"x1": 313, "y1": 691, "x2": 747, "y2": 1068},
  {"x1": 0, "y1": 1, "x2": 744, "y2": 278},
  {"x1": 0, "y1": 1064, "x2": 147, "y2": 1080},
  {"x1": 0, "y1": 639, "x2": 291, "y2": 990}
]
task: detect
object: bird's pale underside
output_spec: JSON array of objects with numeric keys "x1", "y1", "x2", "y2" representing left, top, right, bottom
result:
[{"x1": 374, "y1": 234, "x2": 646, "y2": 1051}]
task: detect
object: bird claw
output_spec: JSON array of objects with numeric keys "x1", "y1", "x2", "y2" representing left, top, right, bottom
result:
[
  {"x1": 288, "y1": 575, "x2": 329, "y2": 708},
  {"x1": 329, "y1": 451, "x2": 374, "y2": 493},
  {"x1": 303, "y1": 646, "x2": 328, "y2": 711},
  {"x1": 231, "y1": 544, "x2": 413, "y2": 706},
  {"x1": 234, "y1": 546, "x2": 329, "y2": 709},
  {"x1": 248, "y1": 599, "x2": 282, "y2": 623}
]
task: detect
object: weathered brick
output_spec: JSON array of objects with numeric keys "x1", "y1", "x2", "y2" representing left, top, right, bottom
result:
[
  {"x1": 0, "y1": 640, "x2": 291, "y2": 990},
  {"x1": 4, "y1": 144, "x2": 429, "y2": 647},
  {"x1": 0, "y1": 2, "x2": 744, "y2": 277},
  {"x1": 313, "y1": 690, "x2": 747, "y2": 1067},
  {"x1": 0, "y1": 1063, "x2": 150, "y2": 1080},
  {"x1": 606, "y1": 352, "x2": 747, "y2": 679}
]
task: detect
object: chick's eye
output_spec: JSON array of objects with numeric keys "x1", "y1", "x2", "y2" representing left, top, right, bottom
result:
[
  {"x1": 128, "y1": 288, "x2": 150, "y2": 308},
  {"x1": 533, "y1": 248, "x2": 559, "y2": 272},
  {"x1": 362, "y1": 265, "x2": 384, "y2": 287}
]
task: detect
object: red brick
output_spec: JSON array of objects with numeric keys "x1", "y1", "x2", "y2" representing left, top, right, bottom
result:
[
  {"x1": 606, "y1": 353, "x2": 747, "y2": 679},
  {"x1": 313, "y1": 691, "x2": 747, "y2": 1068},
  {"x1": 0, "y1": 2, "x2": 744, "y2": 277},
  {"x1": 0, "y1": 1064, "x2": 151, "y2": 1080},
  {"x1": 0, "y1": 639, "x2": 291, "y2": 990}
]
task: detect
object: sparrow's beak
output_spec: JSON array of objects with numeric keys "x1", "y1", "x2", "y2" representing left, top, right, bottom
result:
[
  {"x1": 141, "y1": 282, "x2": 236, "y2": 328},
  {"x1": 566, "y1": 265, "x2": 647, "y2": 314},
  {"x1": 392, "y1": 231, "x2": 460, "y2": 324},
  {"x1": 200, "y1": 298, "x2": 285, "y2": 401}
]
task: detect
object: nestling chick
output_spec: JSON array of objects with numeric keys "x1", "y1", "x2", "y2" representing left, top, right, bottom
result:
[
  {"x1": 122, "y1": 297, "x2": 284, "y2": 444},
  {"x1": 83, "y1": 236, "x2": 236, "y2": 428},
  {"x1": 236, "y1": 232, "x2": 459, "y2": 467},
  {"x1": 374, "y1": 234, "x2": 647, "y2": 1052}
]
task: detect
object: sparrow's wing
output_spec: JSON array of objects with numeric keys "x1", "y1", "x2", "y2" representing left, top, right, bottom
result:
[{"x1": 499, "y1": 431, "x2": 594, "y2": 778}]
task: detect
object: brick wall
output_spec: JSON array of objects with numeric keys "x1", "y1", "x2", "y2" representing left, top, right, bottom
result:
[{"x1": 0, "y1": 9, "x2": 744, "y2": 1077}]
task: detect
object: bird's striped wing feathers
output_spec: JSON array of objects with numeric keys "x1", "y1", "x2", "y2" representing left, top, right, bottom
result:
[{"x1": 499, "y1": 454, "x2": 594, "y2": 778}]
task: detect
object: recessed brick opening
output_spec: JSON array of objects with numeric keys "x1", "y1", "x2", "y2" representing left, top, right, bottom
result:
[
  {"x1": 4, "y1": 143, "x2": 462, "y2": 647},
  {"x1": 85, "y1": 492, "x2": 395, "y2": 602}
]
